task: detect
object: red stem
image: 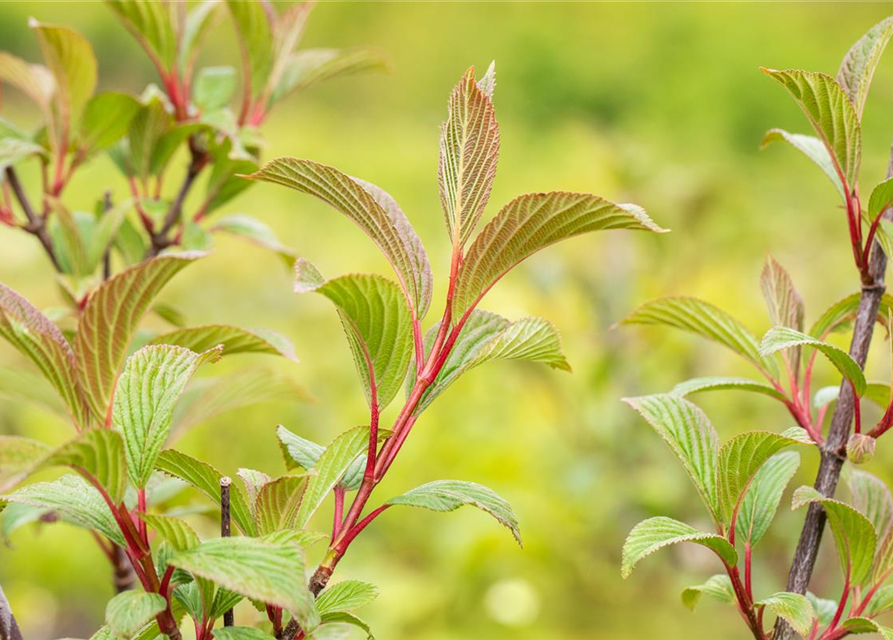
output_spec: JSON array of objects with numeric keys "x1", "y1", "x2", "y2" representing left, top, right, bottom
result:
[{"x1": 744, "y1": 543, "x2": 754, "y2": 602}]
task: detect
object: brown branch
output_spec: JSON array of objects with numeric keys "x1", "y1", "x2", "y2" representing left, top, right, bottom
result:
[
  {"x1": 0, "y1": 581, "x2": 23, "y2": 640},
  {"x1": 4, "y1": 167, "x2": 61, "y2": 272},
  {"x1": 280, "y1": 567, "x2": 333, "y2": 640},
  {"x1": 220, "y1": 476, "x2": 234, "y2": 628},
  {"x1": 774, "y1": 139, "x2": 893, "y2": 640},
  {"x1": 147, "y1": 148, "x2": 206, "y2": 258},
  {"x1": 111, "y1": 544, "x2": 136, "y2": 593},
  {"x1": 102, "y1": 190, "x2": 113, "y2": 281}
]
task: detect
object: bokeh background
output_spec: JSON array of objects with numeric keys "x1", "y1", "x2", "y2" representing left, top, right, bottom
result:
[{"x1": 2, "y1": 2, "x2": 893, "y2": 639}]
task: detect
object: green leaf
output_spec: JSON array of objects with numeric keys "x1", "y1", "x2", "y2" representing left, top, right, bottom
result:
[
  {"x1": 225, "y1": 0, "x2": 274, "y2": 98},
  {"x1": 317, "y1": 611, "x2": 374, "y2": 639},
  {"x1": 211, "y1": 628, "x2": 276, "y2": 640},
  {"x1": 209, "y1": 589, "x2": 244, "y2": 620},
  {"x1": 30, "y1": 20, "x2": 97, "y2": 131},
  {"x1": 477, "y1": 60, "x2": 497, "y2": 98},
  {"x1": 621, "y1": 296, "x2": 779, "y2": 379},
  {"x1": 114, "y1": 345, "x2": 221, "y2": 488},
  {"x1": 762, "y1": 68, "x2": 861, "y2": 190},
  {"x1": 105, "y1": 590, "x2": 166, "y2": 639},
  {"x1": 718, "y1": 430, "x2": 808, "y2": 523},
  {"x1": 621, "y1": 516, "x2": 737, "y2": 579},
  {"x1": 754, "y1": 592, "x2": 814, "y2": 637},
  {"x1": 77, "y1": 92, "x2": 141, "y2": 156},
  {"x1": 0, "y1": 367, "x2": 67, "y2": 417},
  {"x1": 316, "y1": 580, "x2": 379, "y2": 614},
  {"x1": 169, "y1": 536, "x2": 318, "y2": 628},
  {"x1": 869, "y1": 177, "x2": 893, "y2": 224},
  {"x1": 85, "y1": 200, "x2": 132, "y2": 274},
  {"x1": 155, "y1": 449, "x2": 255, "y2": 536},
  {"x1": 865, "y1": 585, "x2": 893, "y2": 617},
  {"x1": 74, "y1": 252, "x2": 204, "y2": 424},
  {"x1": 254, "y1": 475, "x2": 308, "y2": 535},
  {"x1": 387, "y1": 479, "x2": 521, "y2": 545},
  {"x1": 761, "y1": 257, "x2": 805, "y2": 380},
  {"x1": 0, "y1": 282, "x2": 90, "y2": 427},
  {"x1": 838, "y1": 16, "x2": 893, "y2": 118},
  {"x1": 0, "y1": 503, "x2": 52, "y2": 542},
  {"x1": 203, "y1": 147, "x2": 258, "y2": 214},
  {"x1": 809, "y1": 291, "x2": 893, "y2": 338},
  {"x1": 807, "y1": 592, "x2": 837, "y2": 626},
  {"x1": 105, "y1": 0, "x2": 177, "y2": 71},
  {"x1": 622, "y1": 395, "x2": 720, "y2": 522},
  {"x1": 295, "y1": 425, "x2": 376, "y2": 528},
  {"x1": 0, "y1": 474, "x2": 124, "y2": 546},
  {"x1": 669, "y1": 376, "x2": 787, "y2": 402},
  {"x1": 40, "y1": 428, "x2": 128, "y2": 502},
  {"x1": 140, "y1": 513, "x2": 199, "y2": 551},
  {"x1": 0, "y1": 436, "x2": 51, "y2": 491},
  {"x1": 681, "y1": 574, "x2": 734, "y2": 611},
  {"x1": 172, "y1": 368, "x2": 309, "y2": 437},
  {"x1": 842, "y1": 617, "x2": 893, "y2": 639},
  {"x1": 179, "y1": 2, "x2": 220, "y2": 76},
  {"x1": 438, "y1": 66, "x2": 500, "y2": 247},
  {"x1": 271, "y1": 47, "x2": 388, "y2": 105},
  {"x1": 277, "y1": 426, "x2": 324, "y2": 472},
  {"x1": 737, "y1": 451, "x2": 800, "y2": 547},
  {"x1": 792, "y1": 485, "x2": 877, "y2": 584},
  {"x1": 248, "y1": 159, "x2": 432, "y2": 318},
  {"x1": 760, "y1": 326, "x2": 866, "y2": 396},
  {"x1": 454, "y1": 193, "x2": 665, "y2": 320},
  {"x1": 150, "y1": 325, "x2": 296, "y2": 361},
  {"x1": 0, "y1": 52, "x2": 53, "y2": 114},
  {"x1": 296, "y1": 265, "x2": 413, "y2": 411},
  {"x1": 194, "y1": 66, "x2": 236, "y2": 111},
  {"x1": 237, "y1": 467, "x2": 271, "y2": 514},
  {"x1": 760, "y1": 129, "x2": 845, "y2": 197},
  {"x1": 209, "y1": 215, "x2": 296, "y2": 267},
  {"x1": 417, "y1": 310, "x2": 570, "y2": 413},
  {"x1": 847, "y1": 469, "x2": 893, "y2": 539}
]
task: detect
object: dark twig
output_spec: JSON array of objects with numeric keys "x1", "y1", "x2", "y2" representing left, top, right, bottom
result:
[
  {"x1": 102, "y1": 190, "x2": 113, "y2": 281},
  {"x1": 0, "y1": 581, "x2": 23, "y2": 640},
  {"x1": 147, "y1": 149, "x2": 206, "y2": 258},
  {"x1": 4, "y1": 167, "x2": 61, "y2": 272},
  {"x1": 774, "y1": 138, "x2": 893, "y2": 640},
  {"x1": 220, "y1": 476, "x2": 234, "y2": 628}
]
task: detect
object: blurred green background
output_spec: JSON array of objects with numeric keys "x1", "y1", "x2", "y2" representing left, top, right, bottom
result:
[{"x1": 3, "y1": 2, "x2": 893, "y2": 639}]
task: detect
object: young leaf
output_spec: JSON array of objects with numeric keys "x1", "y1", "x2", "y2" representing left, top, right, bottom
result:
[
  {"x1": 104, "y1": 0, "x2": 177, "y2": 72},
  {"x1": 792, "y1": 485, "x2": 877, "y2": 584},
  {"x1": 139, "y1": 513, "x2": 199, "y2": 551},
  {"x1": 210, "y1": 215, "x2": 297, "y2": 268},
  {"x1": 620, "y1": 296, "x2": 778, "y2": 378},
  {"x1": 761, "y1": 257, "x2": 805, "y2": 380},
  {"x1": 761, "y1": 68, "x2": 861, "y2": 189},
  {"x1": 150, "y1": 325, "x2": 296, "y2": 361},
  {"x1": 0, "y1": 436, "x2": 51, "y2": 492},
  {"x1": 841, "y1": 617, "x2": 893, "y2": 639},
  {"x1": 736, "y1": 451, "x2": 801, "y2": 547},
  {"x1": 77, "y1": 92, "x2": 141, "y2": 156},
  {"x1": 754, "y1": 593, "x2": 814, "y2": 637},
  {"x1": 39, "y1": 428, "x2": 128, "y2": 502},
  {"x1": 869, "y1": 177, "x2": 893, "y2": 224},
  {"x1": 837, "y1": 16, "x2": 893, "y2": 118},
  {"x1": 169, "y1": 536, "x2": 319, "y2": 629},
  {"x1": 0, "y1": 283, "x2": 89, "y2": 427},
  {"x1": 669, "y1": 376, "x2": 787, "y2": 402},
  {"x1": 296, "y1": 264, "x2": 413, "y2": 411},
  {"x1": 155, "y1": 449, "x2": 255, "y2": 536},
  {"x1": 271, "y1": 47, "x2": 388, "y2": 106},
  {"x1": 30, "y1": 20, "x2": 97, "y2": 132},
  {"x1": 74, "y1": 252, "x2": 204, "y2": 423},
  {"x1": 248, "y1": 159, "x2": 432, "y2": 318},
  {"x1": 847, "y1": 469, "x2": 893, "y2": 539},
  {"x1": 438, "y1": 66, "x2": 499, "y2": 247},
  {"x1": 0, "y1": 52, "x2": 53, "y2": 115},
  {"x1": 760, "y1": 129, "x2": 845, "y2": 197},
  {"x1": 717, "y1": 430, "x2": 808, "y2": 524},
  {"x1": 225, "y1": 0, "x2": 274, "y2": 99},
  {"x1": 211, "y1": 628, "x2": 276, "y2": 640},
  {"x1": 172, "y1": 368, "x2": 309, "y2": 437},
  {"x1": 807, "y1": 592, "x2": 837, "y2": 626},
  {"x1": 681, "y1": 574, "x2": 734, "y2": 611},
  {"x1": 622, "y1": 395, "x2": 721, "y2": 522},
  {"x1": 105, "y1": 591, "x2": 166, "y2": 639},
  {"x1": 295, "y1": 425, "x2": 376, "y2": 528},
  {"x1": 254, "y1": 475, "x2": 308, "y2": 535},
  {"x1": 316, "y1": 580, "x2": 379, "y2": 614},
  {"x1": 864, "y1": 585, "x2": 893, "y2": 616},
  {"x1": 809, "y1": 291, "x2": 893, "y2": 337},
  {"x1": 417, "y1": 310, "x2": 570, "y2": 413},
  {"x1": 0, "y1": 474, "x2": 125, "y2": 546},
  {"x1": 453, "y1": 193, "x2": 666, "y2": 320},
  {"x1": 621, "y1": 517, "x2": 737, "y2": 579},
  {"x1": 114, "y1": 345, "x2": 221, "y2": 488},
  {"x1": 386, "y1": 479, "x2": 521, "y2": 546},
  {"x1": 318, "y1": 611, "x2": 374, "y2": 639},
  {"x1": 277, "y1": 426, "x2": 324, "y2": 471},
  {"x1": 760, "y1": 326, "x2": 866, "y2": 396},
  {"x1": 193, "y1": 66, "x2": 236, "y2": 111}
]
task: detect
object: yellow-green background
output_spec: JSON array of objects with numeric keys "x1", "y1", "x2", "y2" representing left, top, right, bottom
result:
[{"x1": 2, "y1": 2, "x2": 893, "y2": 639}]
